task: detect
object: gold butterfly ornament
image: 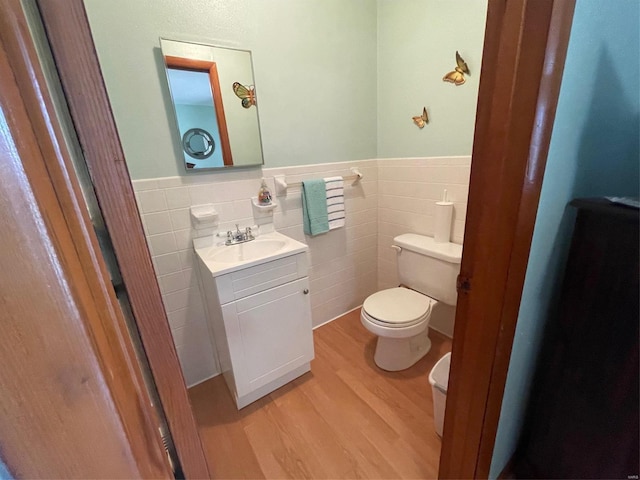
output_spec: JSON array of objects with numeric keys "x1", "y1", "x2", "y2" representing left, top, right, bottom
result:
[
  {"x1": 443, "y1": 51, "x2": 470, "y2": 86},
  {"x1": 232, "y1": 82, "x2": 256, "y2": 108},
  {"x1": 412, "y1": 107, "x2": 429, "y2": 129}
]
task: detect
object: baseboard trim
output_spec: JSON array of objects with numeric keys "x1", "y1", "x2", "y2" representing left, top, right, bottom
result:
[
  {"x1": 429, "y1": 324, "x2": 454, "y2": 339},
  {"x1": 186, "y1": 372, "x2": 219, "y2": 389},
  {"x1": 313, "y1": 305, "x2": 362, "y2": 330}
]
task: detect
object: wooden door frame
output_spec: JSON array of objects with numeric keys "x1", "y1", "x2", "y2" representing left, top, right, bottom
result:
[
  {"x1": 440, "y1": 0, "x2": 576, "y2": 477},
  {"x1": 32, "y1": 0, "x2": 576, "y2": 478},
  {"x1": 164, "y1": 55, "x2": 234, "y2": 166},
  {"x1": 31, "y1": 1, "x2": 210, "y2": 478},
  {"x1": 0, "y1": 0, "x2": 173, "y2": 476}
]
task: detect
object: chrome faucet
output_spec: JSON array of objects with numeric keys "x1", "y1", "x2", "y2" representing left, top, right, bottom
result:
[{"x1": 225, "y1": 224, "x2": 255, "y2": 245}]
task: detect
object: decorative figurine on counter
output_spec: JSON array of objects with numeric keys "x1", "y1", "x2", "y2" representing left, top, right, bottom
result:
[
  {"x1": 412, "y1": 107, "x2": 429, "y2": 129},
  {"x1": 443, "y1": 51, "x2": 470, "y2": 86},
  {"x1": 233, "y1": 82, "x2": 256, "y2": 108}
]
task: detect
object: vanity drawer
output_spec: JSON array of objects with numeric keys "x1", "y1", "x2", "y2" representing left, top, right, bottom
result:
[{"x1": 215, "y1": 252, "x2": 308, "y2": 304}]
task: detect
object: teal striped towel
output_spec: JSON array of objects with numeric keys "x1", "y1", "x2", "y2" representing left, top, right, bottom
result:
[{"x1": 302, "y1": 179, "x2": 329, "y2": 236}]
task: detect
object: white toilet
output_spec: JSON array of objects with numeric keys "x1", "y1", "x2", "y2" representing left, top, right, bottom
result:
[{"x1": 361, "y1": 233, "x2": 462, "y2": 371}]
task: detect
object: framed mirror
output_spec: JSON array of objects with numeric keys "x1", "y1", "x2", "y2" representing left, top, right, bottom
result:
[{"x1": 160, "y1": 38, "x2": 264, "y2": 171}]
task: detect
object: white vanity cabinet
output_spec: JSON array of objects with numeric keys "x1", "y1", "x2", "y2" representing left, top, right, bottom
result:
[{"x1": 198, "y1": 249, "x2": 314, "y2": 409}]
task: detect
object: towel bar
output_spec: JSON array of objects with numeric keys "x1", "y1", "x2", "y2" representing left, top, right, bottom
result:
[{"x1": 274, "y1": 167, "x2": 363, "y2": 196}]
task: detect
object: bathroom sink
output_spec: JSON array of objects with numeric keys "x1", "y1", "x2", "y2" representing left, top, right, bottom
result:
[
  {"x1": 194, "y1": 231, "x2": 308, "y2": 277},
  {"x1": 208, "y1": 238, "x2": 287, "y2": 263}
]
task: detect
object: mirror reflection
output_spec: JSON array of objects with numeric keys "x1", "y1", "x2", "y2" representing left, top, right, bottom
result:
[
  {"x1": 160, "y1": 38, "x2": 264, "y2": 171},
  {"x1": 182, "y1": 128, "x2": 215, "y2": 164}
]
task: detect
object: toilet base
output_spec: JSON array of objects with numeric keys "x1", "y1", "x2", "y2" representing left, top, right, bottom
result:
[{"x1": 373, "y1": 329, "x2": 432, "y2": 371}]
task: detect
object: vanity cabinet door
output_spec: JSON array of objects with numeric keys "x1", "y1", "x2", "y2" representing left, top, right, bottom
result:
[{"x1": 221, "y1": 277, "x2": 314, "y2": 397}]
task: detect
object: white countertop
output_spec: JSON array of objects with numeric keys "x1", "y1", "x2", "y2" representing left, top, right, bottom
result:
[{"x1": 194, "y1": 231, "x2": 309, "y2": 277}]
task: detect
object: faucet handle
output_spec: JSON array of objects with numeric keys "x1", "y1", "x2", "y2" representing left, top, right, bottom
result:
[{"x1": 245, "y1": 226, "x2": 252, "y2": 236}]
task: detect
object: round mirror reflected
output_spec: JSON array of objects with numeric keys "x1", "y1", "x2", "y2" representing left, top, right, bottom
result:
[{"x1": 182, "y1": 128, "x2": 215, "y2": 159}]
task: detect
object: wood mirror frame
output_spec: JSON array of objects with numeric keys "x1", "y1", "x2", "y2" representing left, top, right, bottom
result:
[{"x1": 164, "y1": 55, "x2": 233, "y2": 167}]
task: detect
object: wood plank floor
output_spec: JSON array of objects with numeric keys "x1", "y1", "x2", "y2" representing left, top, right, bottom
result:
[{"x1": 189, "y1": 308, "x2": 453, "y2": 479}]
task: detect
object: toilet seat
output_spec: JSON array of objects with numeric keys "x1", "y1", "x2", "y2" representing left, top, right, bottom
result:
[{"x1": 362, "y1": 287, "x2": 434, "y2": 328}]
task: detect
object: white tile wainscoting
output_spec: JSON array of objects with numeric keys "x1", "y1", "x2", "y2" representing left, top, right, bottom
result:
[
  {"x1": 134, "y1": 160, "x2": 378, "y2": 386},
  {"x1": 377, "y1": 156, "x2": 471, "y2": 287},
  {"x1": 133, "y1": 156, "x2": 470, "y2": 386},
  {"x1": 377, "y1": 156, "x2": 471, "y2": 337}
]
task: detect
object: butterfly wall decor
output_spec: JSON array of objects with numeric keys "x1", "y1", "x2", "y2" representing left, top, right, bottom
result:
[
  {"x1": 443, "y1": 51, "x2": 470, "y2": 86},
  {"x1": 412, "y1": 107, "x2": 429, "y2": 129},
  {"x1": 232, "y1": 82, "x2": 256, "y2": 108}
]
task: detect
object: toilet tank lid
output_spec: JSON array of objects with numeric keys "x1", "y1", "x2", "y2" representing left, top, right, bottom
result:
[{"x1": 393, "y1": 234, "x2": 462, "y2": 264}]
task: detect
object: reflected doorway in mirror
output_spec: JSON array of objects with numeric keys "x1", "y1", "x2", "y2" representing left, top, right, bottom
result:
[
  {"x1": 164, "y1": 55, "x2": 233, "y2": 167},
  {"x1": 160, "y1": 38, "x2": 265, "y2": 171}
]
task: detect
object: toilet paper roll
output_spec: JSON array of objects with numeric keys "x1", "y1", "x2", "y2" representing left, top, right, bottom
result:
[{"x1": 434, "y1": 201, "x2": 453, "y2": 243}]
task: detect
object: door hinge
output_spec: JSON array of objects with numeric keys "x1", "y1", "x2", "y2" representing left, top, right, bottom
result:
[{"x1": 456, "y1": 274, "x2": 472, "y2": 294}]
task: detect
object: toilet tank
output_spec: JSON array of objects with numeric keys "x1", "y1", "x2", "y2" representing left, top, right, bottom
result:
[{"x1": 394, "y1": 234, "x2": 462, "y2": 305}]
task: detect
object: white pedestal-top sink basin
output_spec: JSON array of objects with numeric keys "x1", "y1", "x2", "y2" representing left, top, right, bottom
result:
[
  {"x1": 194, "y1": 231, "x2": 308, "y2": 277},
  {"x1": 209, "y1": 238, "x2": 287, "y2": 263}
]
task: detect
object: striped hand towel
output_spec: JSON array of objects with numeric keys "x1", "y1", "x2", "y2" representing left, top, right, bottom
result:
[{"x1": 325, "y1": 176, "x2": 345, "y2": 230}]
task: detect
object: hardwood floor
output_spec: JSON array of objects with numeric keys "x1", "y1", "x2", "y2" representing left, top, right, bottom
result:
[{"x1": 189, "y1": 308, "x2": 453, "y2": 479}]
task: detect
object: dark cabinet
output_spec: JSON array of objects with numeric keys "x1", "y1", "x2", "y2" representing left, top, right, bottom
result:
[{"x1": 515, "y1": 198, "x2": 639, "y2": 479}]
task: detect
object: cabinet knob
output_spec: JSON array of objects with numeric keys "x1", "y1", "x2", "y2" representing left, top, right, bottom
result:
[{"x1": 303, "y1": 289, "x2": 309, "y2": 295}]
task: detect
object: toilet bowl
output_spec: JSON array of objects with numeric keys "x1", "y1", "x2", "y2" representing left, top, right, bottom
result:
[
  {"x1": 361, "y1": 287, "x2": 437, "y2": 371},
  {"x1": 361, "y1": 233, "x2": 462, "y2": 371}
]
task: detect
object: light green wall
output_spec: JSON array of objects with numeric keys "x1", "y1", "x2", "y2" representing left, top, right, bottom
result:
[
  {"x1": 84, "y1": 0, "x2": 378, "y2": 179},
  {"x1": 84, "y1": 0, "x2": 487, "y2": 180},
  {"x1": 162, "y1": 39, "x2": 265, "y2": 168},
  {"x1": 377, "y1": 0, "x2": 487, "y2": 158},
  {"x1": 489, "y1": 0, "x2": 639, "y2": 477}
]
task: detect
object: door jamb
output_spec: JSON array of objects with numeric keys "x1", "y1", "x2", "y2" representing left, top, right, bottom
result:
[
  {"x1": 34, "y1": 1, "x2": 210, "y2": 477},
  {"x1": 0, "y1": 0, "x2": 174, "y2": 476},
  {"x1": 439, "y1": 0, "x2": 576, "y2": 477}
]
